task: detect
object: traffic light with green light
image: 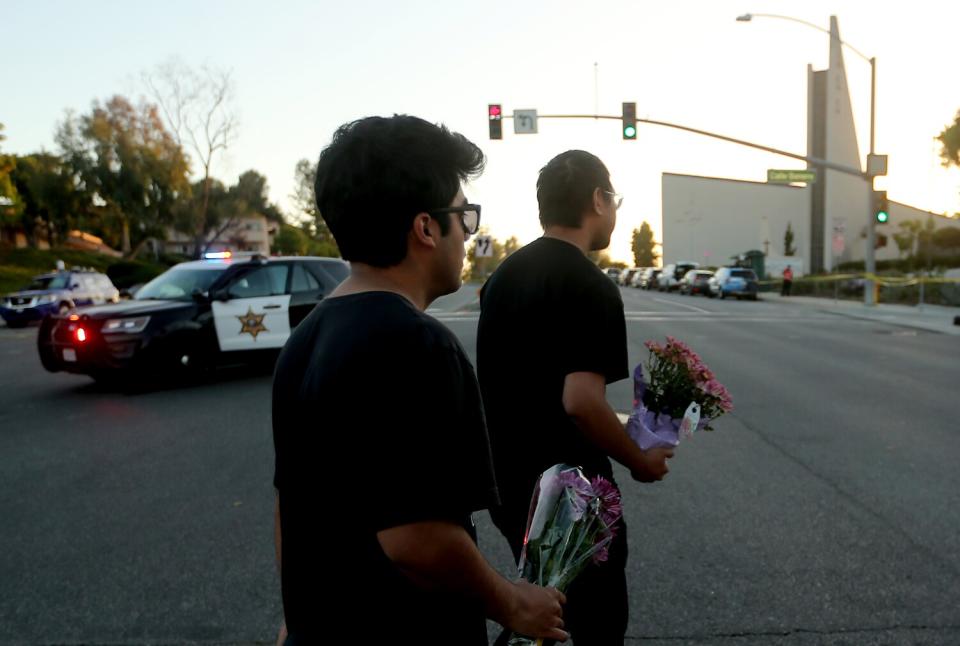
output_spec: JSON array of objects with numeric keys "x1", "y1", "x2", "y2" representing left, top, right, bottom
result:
[
  {"x1": 873, "y1": 190, "x2": 889, "y2": 224},
  {"x1": 488, "y1": 104, "x2": 502, "y2": 140},
  {"x1": 622, "y1": 102, "x2": 637, "y2": 140}
]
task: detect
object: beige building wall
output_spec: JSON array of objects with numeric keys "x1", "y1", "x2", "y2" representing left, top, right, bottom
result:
[
  {"x1": 661, "y1": 173, "x2": 811, "y2": 271},
  {"x1": 661, "y1": 16, "x2": 958, "y2": 275}
]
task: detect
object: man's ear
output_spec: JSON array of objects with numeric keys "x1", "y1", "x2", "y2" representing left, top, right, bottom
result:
[
  {"x1": 592, "y1": 187, "x2": 605, "y2": 215},
  {"x1": 412, "y1": 213, "x2": 436, "y2": 247}
]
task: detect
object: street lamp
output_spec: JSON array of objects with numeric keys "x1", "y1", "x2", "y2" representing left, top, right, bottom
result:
[
  {"x1": 738, "y1": 12, "x2": 881, "y2": 305},
  {"x1": 737, "y1": 13, "x2": 875, "y2": 155}
]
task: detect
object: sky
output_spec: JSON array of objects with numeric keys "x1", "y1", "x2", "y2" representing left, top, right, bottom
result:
[{"x1": 5, "y1": 0, "x2": 960, "y2": 263}]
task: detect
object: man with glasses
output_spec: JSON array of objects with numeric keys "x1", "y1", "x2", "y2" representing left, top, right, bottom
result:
[
  {"x1": 478, "y1": 150, "x2": 674, "y2": 645},
  {"x1": 271, "y1": 115, "x2": 567, "y2": 645}
]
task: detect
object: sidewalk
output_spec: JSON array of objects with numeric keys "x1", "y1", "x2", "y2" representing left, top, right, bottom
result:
[{"x1": 762, "y1": 292, "x2": 960, "y2": 336}]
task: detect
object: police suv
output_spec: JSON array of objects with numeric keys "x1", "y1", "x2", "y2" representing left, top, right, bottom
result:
[
  {"x1": 1, "y1": 268, "x2": 119, "y2": 327},
  {"x1": 37, "y1": 253, "x2": 349, "y2": 382}
]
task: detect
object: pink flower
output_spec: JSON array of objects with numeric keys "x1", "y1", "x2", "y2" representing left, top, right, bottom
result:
[
  {"x1": 703, "y1": 380, "x2": 724, "y2": 396},
  {"x1": 590, "y1": 476, "x2": 623, "y2": 531}
]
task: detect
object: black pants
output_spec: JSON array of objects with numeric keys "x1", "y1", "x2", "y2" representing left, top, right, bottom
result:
[
  {"x1": 492, "y1": 505, "x2": 629, "y2": 646},
  {"x1": 781, "y1": 280, "x2": 792, "y2": 296}
]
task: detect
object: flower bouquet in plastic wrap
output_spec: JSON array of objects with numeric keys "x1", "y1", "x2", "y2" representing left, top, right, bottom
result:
[
  {"x1": 506, "y1": 464, "x2": 623, "y2": 646},
  {"x1": 626, "y1": 336, "x2": 733, "y2": 451}
]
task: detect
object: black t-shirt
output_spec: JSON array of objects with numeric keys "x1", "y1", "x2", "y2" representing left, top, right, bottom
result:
[
  {"x1": 272, "y1": 291, "x2": 499, "y2": 644},
  {"x1": 477, "y1": 237, "x2": 628, "y2": 533}
]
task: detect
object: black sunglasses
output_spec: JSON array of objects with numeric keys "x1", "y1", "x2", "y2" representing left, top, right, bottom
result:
[{"x1": 428, "y1": 204, "x2": 481, "y2": 235}]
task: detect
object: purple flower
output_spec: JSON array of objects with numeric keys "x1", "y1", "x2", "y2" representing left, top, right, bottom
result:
[{"x1": 590, "y1": 476, "x2": 623, "y2": 531}]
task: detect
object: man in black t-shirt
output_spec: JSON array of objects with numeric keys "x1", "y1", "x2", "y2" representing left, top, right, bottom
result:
[
  {"x1": 478, "y1": 150, "x2": 675, "y2": 645},
  {"x1": 271, "y1": 116, "x2": 568, "y2": 645}
]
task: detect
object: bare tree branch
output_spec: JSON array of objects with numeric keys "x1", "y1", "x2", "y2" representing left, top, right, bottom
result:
[{"x1": 141, "y1": 59, "x2": 238, "y2": 257}]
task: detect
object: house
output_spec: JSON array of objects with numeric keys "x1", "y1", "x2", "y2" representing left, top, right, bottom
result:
[{"x1": 158, "y1": 214, "x2": 278, "y2": 257}]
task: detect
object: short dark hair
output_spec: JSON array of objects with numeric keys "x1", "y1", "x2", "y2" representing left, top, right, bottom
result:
[
  {"x1": 537, "y1": 150, "x2": 612, "y2": 229},
  {"x1": 314, "y1": 115, "x2": 485, "y2": 267}
]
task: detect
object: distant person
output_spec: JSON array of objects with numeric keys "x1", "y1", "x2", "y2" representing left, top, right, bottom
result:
[
  {"x1": 478, "y1": 150, "x2": 674, "y2": 645},
  {"x1": 272, "y1": 116, "x2": 568, "y2": 645},
  {"x1": 782, "y1": 265, "x2": 794, "y2": 296}
]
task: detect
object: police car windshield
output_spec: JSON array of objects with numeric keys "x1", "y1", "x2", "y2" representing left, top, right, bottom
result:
[
  {"x1": 26, "y1": 275, "x2": 70, "y2": 291},
  {"x1": 135, "y1": 267, "x2": 226, "y2": 301}
]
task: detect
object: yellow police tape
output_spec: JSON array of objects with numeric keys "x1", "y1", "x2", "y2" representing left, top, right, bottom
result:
[{"x1": 758, "y1": 273, "x2": 960, "y2": 287}]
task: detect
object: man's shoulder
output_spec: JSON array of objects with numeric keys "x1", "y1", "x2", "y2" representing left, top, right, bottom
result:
[{"x1": 303, "y1": 291, "x2": 456, "y2": 347}]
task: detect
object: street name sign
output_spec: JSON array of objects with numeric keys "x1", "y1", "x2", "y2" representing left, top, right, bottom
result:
[
  {"x1": 513, "y1": 110, "x2": 538, "y2": 134},
  {"x1": 767, "y1": 169, "x2": 817, "y2": 184}
]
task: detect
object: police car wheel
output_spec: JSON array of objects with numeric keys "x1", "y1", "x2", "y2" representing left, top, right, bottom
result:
[{"x1": 6, "y1": 320, "x2": 27, "y2": 329}]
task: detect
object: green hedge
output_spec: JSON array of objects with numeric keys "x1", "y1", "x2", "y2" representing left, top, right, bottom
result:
[{"x1": 0, "y1": 248, "x2": 169, "y2": 294}]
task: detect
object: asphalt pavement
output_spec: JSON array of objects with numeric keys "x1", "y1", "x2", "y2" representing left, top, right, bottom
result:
[{"x1": 1, "y1": 286, "x2": 958, "y2": 644}]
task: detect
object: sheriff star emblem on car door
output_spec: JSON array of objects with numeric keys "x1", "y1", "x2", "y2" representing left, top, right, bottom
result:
[{"x1": 237, "y1": 307, "x2": 269, "y2": 340}]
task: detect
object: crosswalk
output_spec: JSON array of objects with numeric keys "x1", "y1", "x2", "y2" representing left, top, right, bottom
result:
[{"x1": 428, "y1": 309, "x2": 838, "y2": 324}]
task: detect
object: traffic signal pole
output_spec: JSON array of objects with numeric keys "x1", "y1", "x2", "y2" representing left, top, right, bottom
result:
[
  {"x1": 864, "y1": 56, "x2": 879, "y2": 306},
  {"x1": 497, "y1": 112, "x2": 865, "y2": 179}
]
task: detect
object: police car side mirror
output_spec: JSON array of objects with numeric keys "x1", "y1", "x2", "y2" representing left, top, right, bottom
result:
[
  {"x1": 208, "y1": 288, "x2": 230, "y2": 302},
  {"x1": 191, "y1": 288, "x2": 211, "y2": 303}
]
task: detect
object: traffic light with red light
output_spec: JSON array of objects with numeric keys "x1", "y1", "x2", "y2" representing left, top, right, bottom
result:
[
  {"x1": 488, "y1": 104, "x2": 502, "y2": 140},
  {"x1": 622, "y1": 102, "x2": 637, "y2": 140}
]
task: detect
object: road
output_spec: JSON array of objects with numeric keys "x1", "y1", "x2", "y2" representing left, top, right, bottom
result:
[{"x1": 1, "y1": 286, "x2": 958, "y2": 644}]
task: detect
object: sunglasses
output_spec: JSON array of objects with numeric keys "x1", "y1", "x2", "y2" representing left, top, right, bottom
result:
[{"x1": 428, "y1": 204, "x2": 482, "y2": 235}]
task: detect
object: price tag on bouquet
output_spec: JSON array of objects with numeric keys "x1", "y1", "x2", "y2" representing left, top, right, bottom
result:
[{"x1": 678, "y1": 402, "x2": 701, "y2": 441}]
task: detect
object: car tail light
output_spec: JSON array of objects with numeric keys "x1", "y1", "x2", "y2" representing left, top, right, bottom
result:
[{"x1": 75, "y1": 327, "x2": 87, "y2": 343}]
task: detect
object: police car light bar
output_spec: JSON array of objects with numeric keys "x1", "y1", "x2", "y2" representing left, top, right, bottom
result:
[{"x1": 204, "y1": 251, "x2": 233, "y2": 260}]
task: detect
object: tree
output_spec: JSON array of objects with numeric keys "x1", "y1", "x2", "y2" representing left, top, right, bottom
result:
[
  {"x1": 0, "y1": 124, "x2": 27, "y2": 240},
  {"x1": 588, "y1": 250, "x2": 627, "y2": 269},
  {"x1": 56, "y1": 96, "x2": 190, "y2": 256},
  {"x1": 290, "y1": 158, "x2": 338, "y2": 256},
  {"x1": 937, "y1": 110, "x2": 960, "y2": 169},
  {"x1": 932, "y1": 226, "x2": 960, "y2": 251},
  {"x1": 893, "y1": 217, "x2": 937, "y2": 268},
  {"x1": 783, "y1": 222, "x2": 797, "y2": 256},
  {"x1": 10, "y1": 152, "x2": 89, "y2": 247},
  {"x1": 272, "y1": 223, "x2": 310, "y2": 256},
  {"x1": 143, "y1": 59, "x2": 238, "y2": 256},
  {"x1": 631, "y1": 222, "x2": 659, "y2": 266}
]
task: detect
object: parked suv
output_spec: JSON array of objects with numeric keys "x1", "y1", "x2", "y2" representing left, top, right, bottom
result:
[
  {"x1": 679, "y1": 270, "x2": 714, "y2": 296},
  {"x1": 638, "y1": 268, "x2": 661, "y2": 290},
  {"x1": 709, "y1": 267, "x2": 759, "y2": 300},
  {"x1": 657, "y1": 262, "x2": 699, "y2": 291},
  {"x1": 1, "y1": 269, "x2": 119, "y2": 328}
]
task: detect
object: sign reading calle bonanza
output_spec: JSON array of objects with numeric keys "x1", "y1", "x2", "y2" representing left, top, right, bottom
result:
[{"x1": 767, "y1": 169, "x2": 817, "y2": 184}]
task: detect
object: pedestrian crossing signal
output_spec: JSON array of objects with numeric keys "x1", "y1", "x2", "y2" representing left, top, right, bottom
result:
[
  {"x1": 622, "y1": 102, "x2": 637, "y2": 140},
  {"x1": 488, "y1": 104, "x2": 502, "y2": 140}
]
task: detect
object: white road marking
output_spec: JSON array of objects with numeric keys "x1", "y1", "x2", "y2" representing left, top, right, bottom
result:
[
  {"x1": 624, "y1": 316, "x2": 832, "y2": 323},
  {"x1": 651, "y1": 297, "x2": 711, "y2": 313},
  {"x1": 431, "y1": 312, "x2": 834, "y2": 324}
]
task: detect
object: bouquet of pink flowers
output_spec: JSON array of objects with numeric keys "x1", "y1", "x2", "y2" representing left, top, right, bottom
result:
[
  {"x1": 507, "y1": 464, "x2": 623, "y2": 646},
  {"x1": 626, "y1": 336, "x2": 733, "y2": 450}
]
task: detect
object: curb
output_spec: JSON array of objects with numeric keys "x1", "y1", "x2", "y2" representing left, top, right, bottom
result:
[{"x1": 812, "y1": 306, "x2": 960, "y2": 336}]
